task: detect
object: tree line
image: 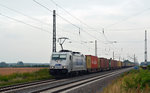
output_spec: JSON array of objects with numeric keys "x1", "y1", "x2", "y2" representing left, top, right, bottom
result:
[{"x1": 0, "y1": 61, "x2": 49, "y2": 67}]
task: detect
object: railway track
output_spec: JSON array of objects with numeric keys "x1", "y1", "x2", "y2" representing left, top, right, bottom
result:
[
  {"x1": 0, "y1": 79, "x2": 53, "y2": 91},
  {"x1": 38, "y1": 68, "x2": 132, "y2": 93},
  {"x1": 0, "y1": 68, "x2": 132, "y2": 93},
  {"x1": 0, "y1": 79, "x2": 68, "y2": 93}
]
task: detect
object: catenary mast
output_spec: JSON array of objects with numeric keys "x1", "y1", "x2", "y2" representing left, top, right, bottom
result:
[
  {"x1": 52, "y1": 10, "x2": 56, "y2": 52},
  {"x1": 145, "y1": 30, "x2": 147, "y2": 63}
]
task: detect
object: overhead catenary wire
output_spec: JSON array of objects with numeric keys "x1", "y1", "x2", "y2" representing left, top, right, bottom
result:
[
  {"x1": 0, "y1": 12, "x2": 74, "y2": 43},
  {"x1": 49, "y1": 0, "x2": 103, "y2": 31},
  {"x1": 0, "y1": 3, "x2": 50, "y2": 26},
  {"x1": 105, "y1": 27, "x2": 150, "y2": 31},
  {"x1": 0, "y1": 3, "x2": 79, "y2": 39},
  {"x1": 33, "y1": 0, "x2": 80, "y2": 31},
  {"x1": 33, "y1": 0, "x2": 118, "y2": 57},
  {"x1": 0, "y1": 3, "x2": 80, "y2": 36},
  {"x1": 49, "y1": 0, "x2": 109, "y2": 42},
  {"x1": 49, "y1": 0, "x2": 116, "y2": 45},
  {"x1": 50, "y1": 0, "x2": 111, "y2": 47},
  {"x1": 33, "y1": 0, "x2": 105, "y2": 42},
  {"x1": 0, "y1": 1, "x2": 143, "y2": 62},
  {"x1": 105, "y1": 8, "x2": 150, "y2": 28},
  {"x1": 0, "y1": 13, "x2": 51, "y2": 33}
]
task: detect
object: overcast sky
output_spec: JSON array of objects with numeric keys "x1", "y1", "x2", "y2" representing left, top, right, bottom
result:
[{"x1": 0, "y1": 0, "x2": 150, "y2": 63}]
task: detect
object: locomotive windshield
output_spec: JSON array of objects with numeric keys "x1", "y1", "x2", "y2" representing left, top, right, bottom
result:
[{"x1": 52, "y1": 54, "x2": 67, "y2": 60}]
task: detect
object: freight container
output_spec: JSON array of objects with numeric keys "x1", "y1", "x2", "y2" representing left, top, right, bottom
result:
[
  {"x1": 124, "y1": 62, "x2": 127, "y2": 67},
  {"x1": 124, "y1": 62, "x2": 128, "y2": 67},
  {"x1": 86, "y1": 55, "x2": 91, "y2": 69},
  {"x1": 118, "y1": 61, "x2": 122, "y2": 68},
  {"x1": 100, "y1": 58, "x2": 109, "y2": 70},
  {"x1": 122, "y1": 62, "x2": 125, "y2": 68},
  {"x1": 106, "y1": 59, "x2": 109, "y2": 70},
  {"x1": 109, "y1": 59, "x2": 115, "y2": 69},
  {"x1": 127, "y1": 63, "x2": 129, "y2": 67},
  {"x1": 121, "y1": 61, "x2": 123, "y2": 68},
  {"x1": 114, "y1": 60, "x2": 117, "y2": 69},
  {"x1": 117, "y1": 61, "x2": 120, "y2": 68},
  {"x1": 117, "y1": 61, "x2": 119, "y2": 68},
  {"x1": 121, "y1": 62, "x2": 123, "y2": 68},
  {"x1": 98, "y1": 58, "x2": 101, "y2": 70},
  {"x1": 100, "y1": 58, "x2": 105, "y2": 70},
  {"x1": 109, "y1": 59, "x2": 112, "y2": 68},
  {"x1": 85, "y1": 55, "x2": 98, "y2": 71}
]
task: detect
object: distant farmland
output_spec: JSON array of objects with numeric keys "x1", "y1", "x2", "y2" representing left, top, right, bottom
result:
[{"x1": 0, "y1": 67, "x2": 49, "y2": 75}]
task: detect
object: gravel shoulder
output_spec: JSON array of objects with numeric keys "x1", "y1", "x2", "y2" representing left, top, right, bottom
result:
[{"x1": 66, "y1": 69, "x2": 128, "y2": 93}]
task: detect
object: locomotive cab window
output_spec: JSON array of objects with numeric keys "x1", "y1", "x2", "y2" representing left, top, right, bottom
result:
[
  {"x1": 59, "y1": 54, "x2": 67, "y2": 60},
  {"x1": 52, "y1": 54, "x2": 67, "y2": 60}
]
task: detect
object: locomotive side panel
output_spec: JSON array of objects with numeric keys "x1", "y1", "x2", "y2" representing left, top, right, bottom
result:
[{"x1": 72, "y1": 54, "x2": 86, "y2": 71}]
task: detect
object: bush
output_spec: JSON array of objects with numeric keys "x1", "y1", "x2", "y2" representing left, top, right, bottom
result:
[
  {"x1": 123, "y1": 69, "x2": 150, "y2": 90},
  {"x1": 147, "y1": 65, "x2": 150, "y2": 70}
]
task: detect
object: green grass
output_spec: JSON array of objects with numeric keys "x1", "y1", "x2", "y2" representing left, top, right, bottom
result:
[
  {"x1": 123, "y1": 69, "x2": 150, "y2": 90},
  {"x1": 0, "y1": 69, "x2": 53, "y2": 87},
  {"x1": 102, "y1": 69, "x2": 150, "y2": 93}
]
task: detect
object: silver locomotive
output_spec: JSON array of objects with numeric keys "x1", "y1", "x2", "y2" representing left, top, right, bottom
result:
[{"x1": 49, "y1": 50, "x2": 87, "y2": 77}]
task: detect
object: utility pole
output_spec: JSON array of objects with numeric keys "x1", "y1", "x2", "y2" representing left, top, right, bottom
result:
[
  {"x1": 134, "y1": 54, "x2": 135, "y2": 63},
  {"x1": 95, "y1": 40, "x2": 97, "y2": 56},
  {"x1": 113, "y1": 51, "x2": 114, "y2": 60},
  {"x1": 52, "y1": 10, "x2": 56, "y2": 52},
  {"x1": 145, "y1": 30, "x2": 147, "y2": 63}
]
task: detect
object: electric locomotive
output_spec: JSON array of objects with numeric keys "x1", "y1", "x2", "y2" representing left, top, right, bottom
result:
[{"x1": 49, "y1": 50, "x2": 86, "y2": 77}]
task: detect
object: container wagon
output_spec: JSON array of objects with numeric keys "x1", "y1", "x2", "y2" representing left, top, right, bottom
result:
[
  {"x1": 114, "y1": 60, "x2": 117, "y2": 69},
  {"x1": 121, "y1": 61, "x2": 123, "y2": 68},
  {"x1": 100, "y1": 58, "x2": 105, "y2": 70},
  {"x1": 106, "y1": 58, "x2": 109, "y2": 70},
  {"x1": 85, "y1": 55, "x2": 98, "y2": 72},
  {"x1": 100, "y1": 58, "x2": 109, "y2": 70},
  {"x1": 98, "y1": 58, "x2": 101, "y2": 71},
  {"x1": 118, "y1": 61, "x2": 122, "y2": 68},
  {"x1": 123, "y1": 62, "x2": 125, "y2": 68},
  {"x1": 109, "y1": 59, "x2": 115, "y2": 69}
]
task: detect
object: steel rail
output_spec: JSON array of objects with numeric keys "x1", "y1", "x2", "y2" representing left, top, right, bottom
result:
[
  {"x1": 55, "y1": 68, "x2": 132, "y2": 93},
  {"x1": 0, "y1": 79, "x2": 69, "y2": 93},
  {"x1": 0, "y1": 68, "x2": 132, "y2": 93},
  {"x1": 34, "y1": 68, "x2": 132, "y2": 93}
]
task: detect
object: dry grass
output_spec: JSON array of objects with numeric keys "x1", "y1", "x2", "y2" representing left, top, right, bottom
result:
[
  {"x1": 0, "y1": 67, "x2": 48, "y2": 75},
  {"x1": 102, "y1": 77, "x2": 124, "y2": 93}
]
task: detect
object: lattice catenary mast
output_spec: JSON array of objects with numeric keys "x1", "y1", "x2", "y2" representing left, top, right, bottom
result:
[
  {"x1": 52, "y1": 10, "x2": 56, "y2": 52},
  {"x1": 145, "y1": 30, "x2": 147, "y2": 63}
]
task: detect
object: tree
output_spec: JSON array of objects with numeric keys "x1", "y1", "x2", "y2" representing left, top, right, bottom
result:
[
  {"x1": 0, "y1": 62, "x2": 8, "y2": 67},
  {"x1": 17, "y1": 61, "x2": 24, "y2": 67}
]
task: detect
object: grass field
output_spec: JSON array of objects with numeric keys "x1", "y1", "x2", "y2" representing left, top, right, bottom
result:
[
  {"x1": 0, "y1": 67, "x2": 48, "y2": 75},
  {"x1": 0, "y1": 68, "x2": 53, "y2": 87}
]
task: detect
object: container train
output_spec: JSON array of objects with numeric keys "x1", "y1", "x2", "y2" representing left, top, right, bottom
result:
[{"x1": 49, "y1": 50, "x2": 134, "y2": 77}]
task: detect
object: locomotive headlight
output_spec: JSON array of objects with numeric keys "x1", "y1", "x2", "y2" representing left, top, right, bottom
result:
[
  {"x1": 50, "y1": 66, "x2": 55, "y2": 69},
  {"x1": 62, "y1": 66, "x2": 67, "y2": 69}
]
